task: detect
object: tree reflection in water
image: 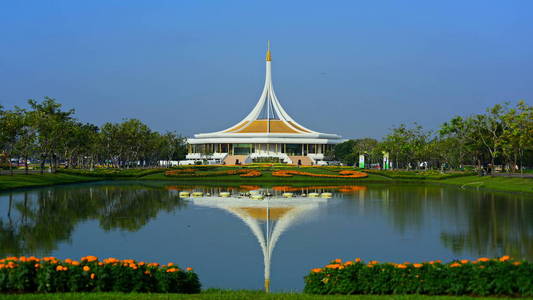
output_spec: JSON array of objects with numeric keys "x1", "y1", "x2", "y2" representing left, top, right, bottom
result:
[
  {"x1": 0, "y1": 183, "x2": 187, "y2": 257},
  {"x1": 352, "y1": 185, "x2": 533, "y2": 260}
]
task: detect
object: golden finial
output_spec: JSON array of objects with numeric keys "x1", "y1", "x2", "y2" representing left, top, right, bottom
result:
[{"x1": 266, "y1": 40, "x2": 271, "y2": 61}]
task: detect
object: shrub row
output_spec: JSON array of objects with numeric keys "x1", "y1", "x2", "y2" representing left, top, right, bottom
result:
[
  {"x1": 0, "y1": 256, "x2": 200, "y2": 294},
  {"x1": 304, "y1": 256, "x2": 532, "y2": 296}
]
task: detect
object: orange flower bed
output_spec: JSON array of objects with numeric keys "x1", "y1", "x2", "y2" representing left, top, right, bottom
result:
[
  {"x1": 0, "y1": 256, "x2": 200, "y2": 293},
  {"x1": 305, "y1": 256, "x2": 531, "y2": 296},
  {"x1": 239, "y1": 170, "x2": 262, "y2": 177},
  {"x1": 272, "y1": 170, "x2": 367, "y2": 178}
]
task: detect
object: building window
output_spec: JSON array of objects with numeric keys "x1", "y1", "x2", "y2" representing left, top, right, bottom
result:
[
  {"x1": 286, "y1": 144, "x2": 302, "y2": 155},
  {"x1": 234, "y1": 144, "x2": 252, "y2": 155}
]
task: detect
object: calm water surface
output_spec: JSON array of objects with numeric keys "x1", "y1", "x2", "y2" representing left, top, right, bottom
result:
[{"x1": 0, "y1": 181, "x2": 532, "y2": 291}]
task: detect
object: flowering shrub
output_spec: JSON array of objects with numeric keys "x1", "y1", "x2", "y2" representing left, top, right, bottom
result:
[
  {"x1": 304, "y1": 256, "x2": 532, "y2": 296},
  {"x1": 272, "y1": 170, "x2": 367, "y2": 178},
  {"x1": 0, "y1": 256, "x2": 200, "y2": 294}
]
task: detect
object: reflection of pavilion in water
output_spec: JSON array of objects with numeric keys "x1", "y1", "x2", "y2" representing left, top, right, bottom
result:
[{"x1": 190, "y1": 194, "x2": 328, "y2": 292}]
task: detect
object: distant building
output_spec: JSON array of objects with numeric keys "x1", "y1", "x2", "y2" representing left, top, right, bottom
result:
[{"x1": 186, "y1": 43, "x2": 344, "y2": 165}]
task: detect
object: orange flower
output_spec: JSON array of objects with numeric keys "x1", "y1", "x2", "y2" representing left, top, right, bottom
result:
[
  {"x1": 477, "y1": 257, "x2": 490, "y2": 262},
  {"x1": 460, "y1": 259, "x2": 469, "y2": 264},
  {"x1": 167, "y1": 262, "x2": 174, "y2": 267},
  {"x1": 499, "y1": 255, "x2": 510, "y2": 262},
  {"x1": 312, "y1": 268, "x2": 322, "y2": 273},
  {"x1": 513, "y1": 262, "x2": 521, "y2": 266},
  {"x1": 413, "y1": 263, "x2": 423, "y2": 268},
  {"x1": 325, "y1": 264, "x2": 341, "y2": 269},
  {"x1": 186, "y1": 267, "x2": 193, "y2": 271},
  {"x1": 367, "y1": 264, "x2": 374, "y2": 268},
  {"x1": 56, "y1": 265, "x2": 68, "y2": 271},
  {"x1": 396, "y1": 264, "x2": 407, "y2": 269},
  {"x1": 450, "y1": 263, "x2": 461, "y2": 268},
  {"x1": 82, "y1": 256, "x2": 98, "y2": 262},
  {"x1": 355, "y1": 258, "x2": 361, "y2": 263},
  {"x1": 369, "y1": 260, "x2": 379, "y2": 265},
  {"x1": 334, "y1": 259, "x2": 342, "y2": 263},
  {"x1": 34, "y1": 264, "x2": 40, "y2": 269},
  {"x1": 90, "y1": 273, "x2": 95, "y2": 280},
  {"x1": 344, "y1": 261, "x2": 354, "y2": 266},
  {"x1": 83, "y1": 266, "x2": 90, "y2": 272}
]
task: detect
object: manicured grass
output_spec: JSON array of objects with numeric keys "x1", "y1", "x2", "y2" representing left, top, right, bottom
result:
[
  {"x1": 1, "y1": 167, "x2": 532, "y2": 194},
  {"x1": 436, "y1": 175, "x2": 533, "y2": 194},
  {"x1": 0, "y1": 173, "x2": 101, "y2": 191},
  {"x1": 141, "y1": 171, "x2": 387, "y2": 183},
  {"x1": 0, "y1": 291, "x2": 525, "y2": 300}
]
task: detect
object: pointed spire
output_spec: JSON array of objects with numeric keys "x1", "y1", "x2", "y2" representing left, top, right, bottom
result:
[{"x1": 266, "y1": 40, "x2": 272, "y2": 61}]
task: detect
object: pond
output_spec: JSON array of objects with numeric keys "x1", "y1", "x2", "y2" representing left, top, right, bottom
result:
[{"x1": 0, "y1": 181, "x2": 532, "y2": 292}]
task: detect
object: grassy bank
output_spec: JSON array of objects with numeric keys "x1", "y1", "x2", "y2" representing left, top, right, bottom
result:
[
  {"x1": 0, "y1": 291, "x2": 526, "y2": 300},
  {"x1": 435, "y1": 175, "x2": 533, "y2": 194},
  {"x1": 0, "y1": 167, "x2": 531, "y2": 194},
  {"x1": 0, "y1": 173, "x2": 102, "y2": 191}
]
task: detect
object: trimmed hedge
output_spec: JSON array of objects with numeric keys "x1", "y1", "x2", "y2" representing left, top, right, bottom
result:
[
  {"x1": 0, "y1": 256, "x2": 200, "y2": 294},
  {"x1": 304, "y1": 257, "x2": 532, "y2": 296}
]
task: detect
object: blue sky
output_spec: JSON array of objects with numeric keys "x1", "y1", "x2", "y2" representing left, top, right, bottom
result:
[{"x1": 1, "y1": 1, "x2": 532, "y2": 138}]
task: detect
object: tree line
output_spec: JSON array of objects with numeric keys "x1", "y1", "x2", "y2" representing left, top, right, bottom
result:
[
  {"x1": 334, "y1": 101, "x2": 533, "y2": 171},
  {"x1": 0, "y1": 97, "x2": 186, "y2": 174}
]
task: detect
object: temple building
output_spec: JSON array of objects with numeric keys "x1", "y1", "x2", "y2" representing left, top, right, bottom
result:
[{"x1": 186, "y1": 44, "x2": 344, "y2": 165}]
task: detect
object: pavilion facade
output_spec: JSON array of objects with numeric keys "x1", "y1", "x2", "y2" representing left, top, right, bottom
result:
[{"x1": 186, "y1": 44, "x2": 344, "y2": 165}]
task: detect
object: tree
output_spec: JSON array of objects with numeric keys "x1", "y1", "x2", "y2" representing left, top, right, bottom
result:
[
  {"x1": 334, "y1": 140, "x2": 357, "y2": 165},
  {"x1": 28, "y1": 97, "x2": 74, "y2": 173},
  {"x1": 0, "y1": 108, "x2": 24, "y2": 175}
]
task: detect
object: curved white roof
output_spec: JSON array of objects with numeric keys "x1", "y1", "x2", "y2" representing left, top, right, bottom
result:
[{"x1": 188, "y1": 44, "x2": 344, "y2": 145}]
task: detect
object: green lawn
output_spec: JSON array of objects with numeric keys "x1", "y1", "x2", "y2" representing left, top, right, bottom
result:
[
  {"x1": 0, "y1": 167, "x2": 532, "y2": 194},
  {"x1": 0, "y1": 173, "x2": 101, "y2": 191},
  {"x1": 436, "y1": 175, "x2": 533, "y2": 193},
  {"x1": 0, "y1": 291, "x2": 528, "y2": 300}
]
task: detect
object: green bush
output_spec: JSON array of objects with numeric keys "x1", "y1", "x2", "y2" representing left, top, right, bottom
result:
[
  {"x1": 304, "y1": 257, "x2": 532, "y2": 296},
  {"x1": 0, "y1": 256, "x2": 200, "y2": 294}
]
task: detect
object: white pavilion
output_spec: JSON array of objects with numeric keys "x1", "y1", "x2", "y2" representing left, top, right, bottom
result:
[{"x1": 186, "y1": 43, "x2": 344, "y2": 165}]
